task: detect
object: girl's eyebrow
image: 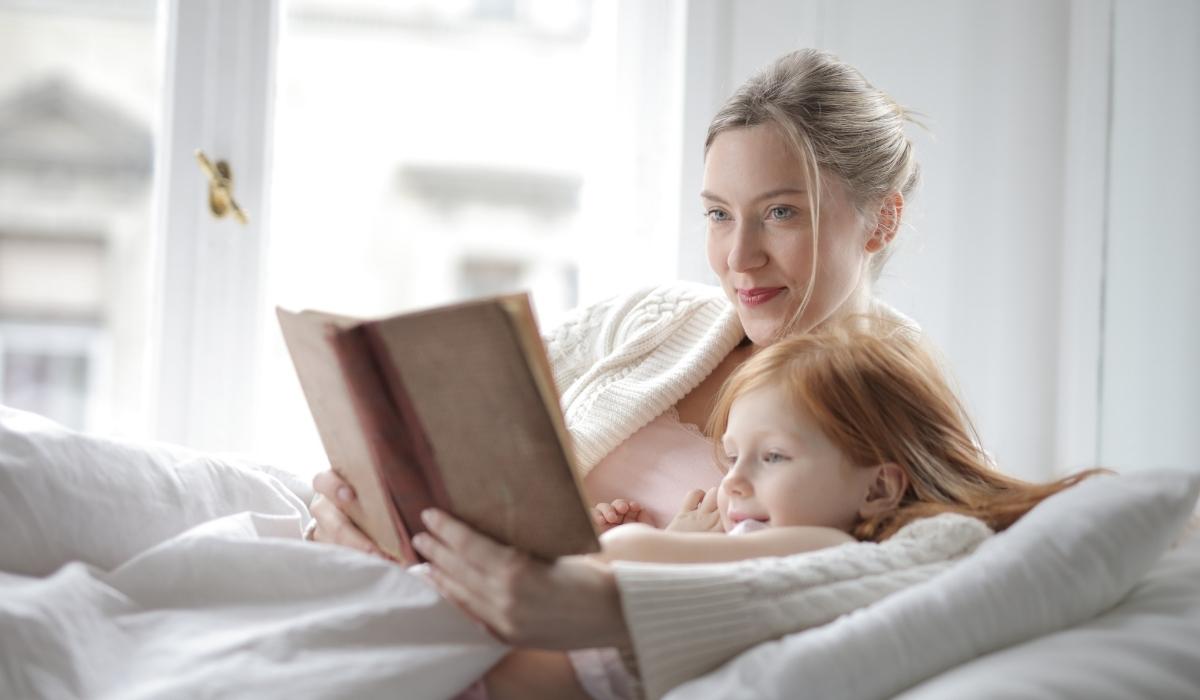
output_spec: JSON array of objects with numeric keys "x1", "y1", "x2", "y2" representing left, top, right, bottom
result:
[{"x1": 700, "y1": 188, "x2": 809, "y2": 204}]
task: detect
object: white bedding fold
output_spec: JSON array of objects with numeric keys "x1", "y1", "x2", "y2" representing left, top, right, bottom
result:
[
  {"x1": 0, "y1": 513, "x2": 506, "y2": 699},
  {"x1": 4, "y1": 406, "x2": 1199, "y2": 699}
]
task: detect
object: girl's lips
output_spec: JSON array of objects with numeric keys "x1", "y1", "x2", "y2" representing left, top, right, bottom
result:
[
  {"x1": 737, "y1": 287, "x2": 786, "y2": 307},
  {"x1": 728, "y1": 511, "x2": 769, "y2": 525}
]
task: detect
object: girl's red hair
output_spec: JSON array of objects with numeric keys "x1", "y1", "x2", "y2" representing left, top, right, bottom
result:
[{"x1": 707, "y1": 319, "x2": 1105, "y2": 541}]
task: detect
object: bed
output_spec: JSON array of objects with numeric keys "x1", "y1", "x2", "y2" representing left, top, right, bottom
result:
[{"x1": 2, "y1": 404, "x2": 1197, "y2": 699}]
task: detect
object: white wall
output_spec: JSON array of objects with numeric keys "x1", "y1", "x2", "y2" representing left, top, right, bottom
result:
[{"x1": 1099, "y1": 0, "x2": 1200, "y2": 470}]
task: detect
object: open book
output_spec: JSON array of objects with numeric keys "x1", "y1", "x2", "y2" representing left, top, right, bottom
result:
[{"x1": 277, "y1": 294, "x2": 599, "y2": 564}]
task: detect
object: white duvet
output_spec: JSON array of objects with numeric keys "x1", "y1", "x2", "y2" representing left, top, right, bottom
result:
[{"x1": 2, "y1": 405, "x2": 1199, "y2": 699}]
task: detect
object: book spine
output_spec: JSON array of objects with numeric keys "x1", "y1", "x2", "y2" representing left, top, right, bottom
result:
[
  {"x1": 360, "y1": 324, "x2": 453, "y2": 513},
  {"x1": 328, "y1": 325, "x2": 426, "y2": 564}
]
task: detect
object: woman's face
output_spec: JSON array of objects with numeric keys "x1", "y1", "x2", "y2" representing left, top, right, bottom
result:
[{"x1": 703, "y1": 124, "x2": 873, "y2": 344}]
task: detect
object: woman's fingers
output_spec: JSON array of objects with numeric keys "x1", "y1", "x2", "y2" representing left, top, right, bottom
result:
[
  {"x1": 312, "y1": 469, "x2": 357, "y2": 504},
  {"x1": 417, "y1": 509, "x2": 517, "y2": 582},
  {"x1": 308, "y1": 493, "x2": 380, "y2": 555},
  {"x1": 679, "y1": 488, "x2": 706, "y2": 511},
  {"x1": 418, "y1": 510, "x2": 631, "y2": 650}
]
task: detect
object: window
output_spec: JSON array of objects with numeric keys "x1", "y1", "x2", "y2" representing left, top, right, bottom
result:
[{"x1": 0, "y1": 2, "x2": 158, "y2": 435}]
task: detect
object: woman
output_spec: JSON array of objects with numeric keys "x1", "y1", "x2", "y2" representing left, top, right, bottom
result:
[{"x1": 311, "y1": 48, "x2": 922, "y2": 698}]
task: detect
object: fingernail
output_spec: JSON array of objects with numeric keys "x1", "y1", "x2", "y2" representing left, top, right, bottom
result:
[
  {"x1": 413, "y1": 533, "x2": 428, "y2": 549},
  {"x1": 421, "y1": 509, "x2": 435, "y2": 526},
  {"x1": 337, "y1": 486, "x2": 353, "y2": 502}
]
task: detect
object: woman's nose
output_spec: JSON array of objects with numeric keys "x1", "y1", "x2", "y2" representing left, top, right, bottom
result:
[{"x1": 727, "y1": 221, "x2": 767, "y2": 272}]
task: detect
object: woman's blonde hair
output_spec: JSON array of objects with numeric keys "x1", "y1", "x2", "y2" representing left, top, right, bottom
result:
[
  {"x1": 706, "y1": 319, "x2": 1105, "y2": 542},
  {"x1": 706, "y1": 49, "x2": 921, "y2": 333}
]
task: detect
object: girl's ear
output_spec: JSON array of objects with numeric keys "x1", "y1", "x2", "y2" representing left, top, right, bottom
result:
[{"x1": 858, "y1": 462, "x2": 908, "y2": 518}]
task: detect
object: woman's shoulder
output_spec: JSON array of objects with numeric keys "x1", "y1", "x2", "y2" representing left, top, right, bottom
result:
[
  {"x1": 867, "y1": 297, "x2": 922, "y2": 333},
  {"x1": 547, "y1": 281, "x2": 731, "y2": 343},
  {"x1": 609, "y1": 280, "x2": 729, "y2": 314}
]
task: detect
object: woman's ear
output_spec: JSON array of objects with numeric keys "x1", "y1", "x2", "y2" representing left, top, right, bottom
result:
[
  {"x1": 858, "y1": 462, "x2": 908, "y2": 518},
  {"x1": 865, "y1": 192, "x2": 904, "y2": 253}
]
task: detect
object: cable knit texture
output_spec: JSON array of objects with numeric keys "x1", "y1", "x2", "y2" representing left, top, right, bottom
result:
[
  {"x1": 544, "y1": 282, "x2": 743, "y2": 476},
  {"x1": 615, "y1": 513, "x2": 993, "y2": 700}
]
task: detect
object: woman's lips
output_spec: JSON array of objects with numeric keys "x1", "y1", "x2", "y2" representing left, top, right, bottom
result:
[{"x1": 737, "y1": 287, "x2": 786, "y2": 307}]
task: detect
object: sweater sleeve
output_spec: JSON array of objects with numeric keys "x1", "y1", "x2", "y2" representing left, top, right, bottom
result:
[{"x1": 612, "y1": 514, "x2": 993, "y2": 700}]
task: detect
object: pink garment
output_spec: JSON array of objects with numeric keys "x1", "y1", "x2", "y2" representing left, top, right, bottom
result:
[
  {"x1": 581, "y1": 408, "x2": 723, "y2": 528},
  {"x1": 572, "y1": 408, "x2": 723, "y2": 700}
]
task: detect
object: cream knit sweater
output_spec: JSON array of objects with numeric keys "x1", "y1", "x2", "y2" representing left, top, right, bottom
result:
[
  {"x1": 545, "y1": 281, "x2": 743, "y2": 476},
  {"x1": 544, "y1": 281, "x2": 969, "y2": 700}
]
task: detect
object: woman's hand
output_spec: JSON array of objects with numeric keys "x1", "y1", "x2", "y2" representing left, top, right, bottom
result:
[
  {"x1": 665, "y1": 488, "x2": 723, "y2": 533},
  {"x1": 591, "y1": 498, "x2": 655, "y2": 532},
  {"x1": 413, "y1": 509, "x2": 631, "y2": 650},
  {"x1": 309, "y1": 469, "x2": 384, "y2": 557}
]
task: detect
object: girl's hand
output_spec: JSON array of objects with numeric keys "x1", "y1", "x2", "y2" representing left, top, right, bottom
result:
[
  {"x1": 309, "y1": 469, "x2": 385, "y2": 557},
  {"x1": 413, "y1": 509, "x2": 631, "y2": 650},
  {"x1": 665, "y1": 488, "x2": 723, "y2": 533},
  {"x1": 591, "y1": 499, "x2": 655, "y2": 532}
]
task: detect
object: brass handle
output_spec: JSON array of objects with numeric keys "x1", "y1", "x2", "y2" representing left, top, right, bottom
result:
[{"x1": 195, "y1": 149, "x2": 249, "y2": 225}]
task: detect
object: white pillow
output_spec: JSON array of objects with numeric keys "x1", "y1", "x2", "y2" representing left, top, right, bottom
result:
[
  {"x1": 0, "y1": 405, "x2": 312, "y2": 577},
  {"x1": 664, "y1": 468, "x2": 1200, "y2": 700}
]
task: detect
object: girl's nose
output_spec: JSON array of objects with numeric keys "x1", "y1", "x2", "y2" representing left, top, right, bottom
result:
[{"x1": 721, "y1": 463, "x2": 752, "y2": 497}]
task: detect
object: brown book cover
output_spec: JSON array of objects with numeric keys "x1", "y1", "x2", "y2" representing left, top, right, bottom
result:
[{"x1": 277, "y1": 294, "x2": 599, "y2": 563}]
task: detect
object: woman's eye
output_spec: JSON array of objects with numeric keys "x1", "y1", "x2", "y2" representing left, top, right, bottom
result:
[
  {"x1": 706, "y1": 209, "x2": 730, "y2": 223},
  {"x1": 767, "y1": 206, "x2": 795, "y2": 221}
]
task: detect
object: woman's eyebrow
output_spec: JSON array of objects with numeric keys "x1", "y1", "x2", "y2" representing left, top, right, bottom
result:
[{"x1": 700, "y1": 188, "x2": 808, "y2": 203}]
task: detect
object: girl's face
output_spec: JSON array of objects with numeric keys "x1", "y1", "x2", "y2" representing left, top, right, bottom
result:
[
  {"x1": 717, "y1": 383, "x2": 876, "y2": 533},
  {"x1": 703, "y1": 124, "x2": 874, "y2": 344}
]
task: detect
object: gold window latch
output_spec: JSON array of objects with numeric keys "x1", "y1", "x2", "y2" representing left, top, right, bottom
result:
[{"x1": 195, "y1": 149, "x2": 249, "y2": 225}]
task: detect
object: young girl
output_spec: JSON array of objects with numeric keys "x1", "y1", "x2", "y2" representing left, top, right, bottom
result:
[
  {"x1": 483, "y1": 319, "x2": 1103, "y2": 700},
  {"x1": 591, "y1": 319, "x2": 1099, "y2": 565}
]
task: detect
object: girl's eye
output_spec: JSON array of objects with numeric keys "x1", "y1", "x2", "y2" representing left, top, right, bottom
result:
[
  {"x1": 706, "y1": 208, "x2": 730, "y2": 223},
  {"x1": 763, "y1": 451, "x2": 790, "y2": 464},
  {"x1": 767, "y1": 206, "x2": 795, "y2": 221}
]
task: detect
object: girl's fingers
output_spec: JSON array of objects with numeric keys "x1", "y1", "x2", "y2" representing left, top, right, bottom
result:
[
  {"x1": 611, "y1": 499, "x2": 630, "y2": 515},
  {"x1": 597, "y1": 503, "x2": 619, "y2": 524},
  {"x1": 679, "y1": 489, "x2": 706, "y2": 511},
  {"x1": 700, "y1": 487, "x2": 719, "y2": 511}
]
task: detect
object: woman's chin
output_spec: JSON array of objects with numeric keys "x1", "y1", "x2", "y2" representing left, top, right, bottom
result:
[{"x1": 738, "y1": 318, "x2": 785, "y2": 346}]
